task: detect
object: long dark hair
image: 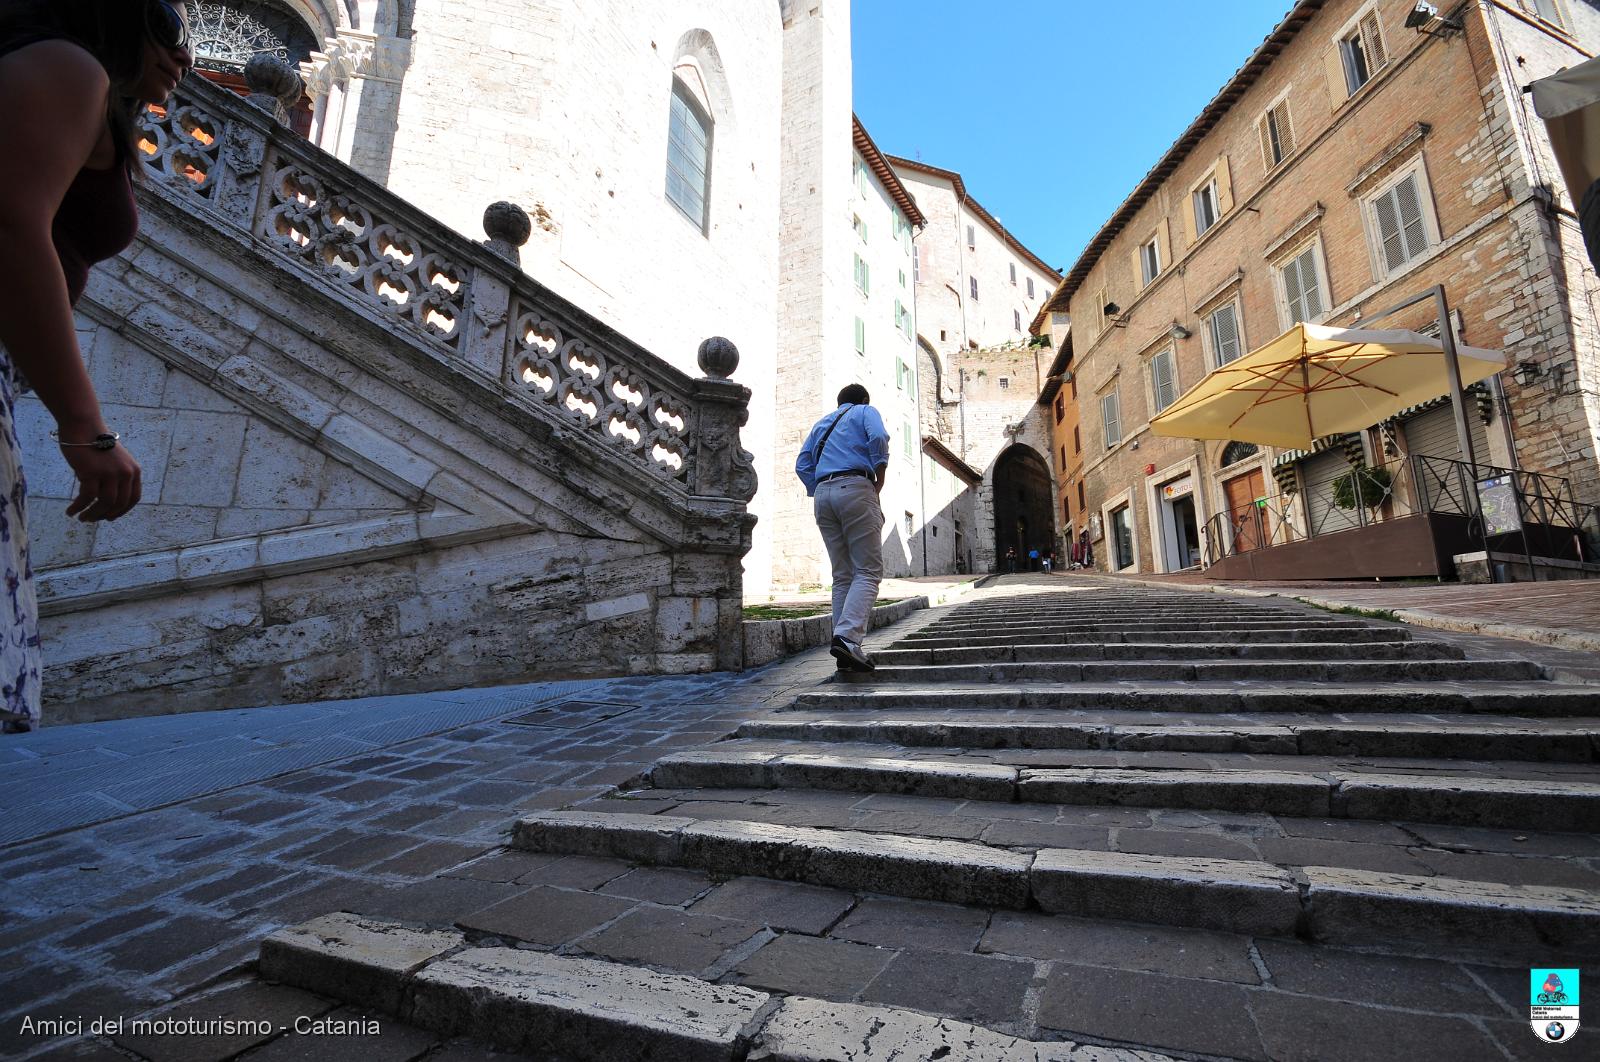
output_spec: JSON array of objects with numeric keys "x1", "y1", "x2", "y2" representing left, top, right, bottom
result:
[{"x1": 0, "y1": 0, "x2": 165, "y2": 164}]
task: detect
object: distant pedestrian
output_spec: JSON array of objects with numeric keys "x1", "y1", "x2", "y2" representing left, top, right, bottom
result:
[
  {"x1": 1028, "y1": 548, "x2": 1040, "y2": 571},
  {"x1": 1006, "y1": 547, "x2": 1016, "y2": 573},
  {"x1": 795, "y1": 384, "x2": 889, "y2": 672},
  {"x1": 1043, "y1": 552, "x2": 1053, "y2": 573},
  {"x1": 0, "y1": 0, "x2": 191, "y2": 731}
]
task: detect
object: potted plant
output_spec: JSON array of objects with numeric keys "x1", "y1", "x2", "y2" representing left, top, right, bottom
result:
[{"x1": 1332, "y1": 465, "x2": 1392, "y2": 509}]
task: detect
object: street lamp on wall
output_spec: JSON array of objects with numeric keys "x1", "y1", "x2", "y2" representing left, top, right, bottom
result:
[{"x1": 1405, "y1": 2, "x2": 1463, "y2": 37}]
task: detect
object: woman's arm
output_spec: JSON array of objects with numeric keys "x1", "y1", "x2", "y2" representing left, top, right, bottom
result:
[{"x1": 0, "y1": 41, "x2": 141, "y2": 521}]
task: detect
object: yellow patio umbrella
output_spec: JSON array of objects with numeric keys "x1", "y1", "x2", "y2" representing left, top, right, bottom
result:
[{"x1": 1149, "y1": 322, "x2": 1506, "y2": 450}]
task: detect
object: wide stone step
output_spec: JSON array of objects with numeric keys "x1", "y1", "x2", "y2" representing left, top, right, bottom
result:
[
  {"x1": 737, "y1": 712, "x2": 1600, "y2": 762},
  {"x1": 874, "y1": 641, "x2": 1461, "y2": 665},
  {"x1": 854, "y1": 659, "x2": 1548, "y2": 684},
  {"x1": 510, "y1": 810, "x2": 1600, "y2": 953},
  {"x1": 790, "y1": 683, "x2": 1600, "y2": 717},
  {"x1": 910, "y1": 616, "x2": 1372, "y2": 633},
  {"x1": 647, "y1": 743, "x2": 1600, "y2": 828},
  {"x1": 901, "y1": 626, "x2": 1415, "y2": 647},
  {"x1": 258, "y1": 914, "x2": 1150, "y2": 1062}
]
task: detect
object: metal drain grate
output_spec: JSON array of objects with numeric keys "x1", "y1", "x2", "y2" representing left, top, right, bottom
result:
[{"x1": 502, "y1": 700, "x2": 642, "y2": 729}]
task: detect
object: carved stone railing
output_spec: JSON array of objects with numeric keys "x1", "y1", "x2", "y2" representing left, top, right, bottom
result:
[{"x1": 134, "y1": 68, "x2": 755, "y2": 510}]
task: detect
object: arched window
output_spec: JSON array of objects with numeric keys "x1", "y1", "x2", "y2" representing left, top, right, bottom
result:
[
  {"x1": 189, "y1": 1, "x2": 319, "y2": 133},
  {"x1": 666, "y1": 76, "x2": 713, "y2": 233},
  {"x1": 1221, "y1": 441, "x2": 1259, "y2": 467}
]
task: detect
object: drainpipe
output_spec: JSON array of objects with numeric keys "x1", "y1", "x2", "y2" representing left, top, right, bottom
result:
[{"x1": 912, "y1": 223, "x2": 930, "y2": 577}]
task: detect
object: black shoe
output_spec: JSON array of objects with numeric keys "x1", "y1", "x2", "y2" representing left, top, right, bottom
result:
[{"x1": 830, "y1": 636, "x2": 875, "y2": 672}]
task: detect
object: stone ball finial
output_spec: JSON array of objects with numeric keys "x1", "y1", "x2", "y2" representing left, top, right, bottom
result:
[
  {"x1": 697, "y1": 337, "x2": 739, "y2": 379},
  {"x1": 484, "y1": 202, "x2": 533, "y2": 248},
  {"x1": 245, "y1": 52, "x2": 302, "y2": 103}
]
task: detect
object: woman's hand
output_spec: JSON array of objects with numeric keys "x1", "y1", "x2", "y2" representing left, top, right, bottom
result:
[{"x1": 60, "y1": 444, "x2": 141, "y2": 521}]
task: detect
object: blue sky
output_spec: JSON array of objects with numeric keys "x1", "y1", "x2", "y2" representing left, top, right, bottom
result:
[{"x1": 852, "y1": 0, "x2": 1295, "y2": 275}]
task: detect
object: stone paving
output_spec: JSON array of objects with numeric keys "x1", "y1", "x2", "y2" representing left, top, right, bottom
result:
[{"x1": 2, "y1": 576, "x2": 1598, "y2": 1060}]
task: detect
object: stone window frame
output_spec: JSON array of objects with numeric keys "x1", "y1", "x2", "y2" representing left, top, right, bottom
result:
[
  {"x1": 1102, "y1": 488, "x2": 1138, "y2": 572},
  {"x1": 1358, "y1": 153, "x2": 1442, "y2": 286},
  {"x1": 1328, "y1": 1, "x2": 1389, "y2": 103},
  {"x1": 665, "y1": 74, "x2": 714, "y2": 234},
  {"x1": 1257, "y1": 88, "x2": 1297, "y2": 173},
  {"x1": 1271, "y1": 232, "x2": 1332, "y2": 331}
]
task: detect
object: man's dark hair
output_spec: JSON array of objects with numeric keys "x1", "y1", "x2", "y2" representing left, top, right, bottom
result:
[{"x1": 837, "y1": 384, "x2": 870, "y2": 406}]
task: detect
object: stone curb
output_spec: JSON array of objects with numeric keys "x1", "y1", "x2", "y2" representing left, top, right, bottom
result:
[
  {"x1": 850, "y1": 657, "x2": 1547, "y2": 684},
  {"x1": 1099, "y1": 573, "x2": 1600, "y2": 655},
  {"x1": 509, "y1": 812, "x2": 1600, "y2": 949},
  {"x1": 258, "y1": 913, "x2": 1172, "y2": 1062},
  {"x1": 741, "y1": 596, "x2": 930, "y2": 670}
]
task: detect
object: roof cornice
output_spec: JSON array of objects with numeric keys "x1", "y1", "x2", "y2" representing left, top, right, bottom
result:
[{"x1": 854, "y1": 116, "x2": 927, "y2": 229}]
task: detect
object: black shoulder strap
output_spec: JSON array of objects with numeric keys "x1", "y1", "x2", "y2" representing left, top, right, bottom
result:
[{"x1": 811, "y1": 405, "x2": 855, "y2": 466}]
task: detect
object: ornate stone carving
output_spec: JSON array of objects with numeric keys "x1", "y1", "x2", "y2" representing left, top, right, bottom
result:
[
  {"x1": 301, "y1": 30, "x2": 412, "y2": 101},
  {"x1": 483, "y1": 201, "x2": 532, "y2": 263},
  {"x1": 260, "y1": 166, "x2": 468, "y2": 348},
  {"x1": 136, "y1": 101, "x2": 224, "y2": 199},
  {"x1": 244, "y1": 53, "x2": 303, "y2": 124},
  {"x1": 696, "y1": 336, "x2": 739, "y2": 379},
  {"x1": 507, "y1": 305, "x2": 696, "y2": 485}
]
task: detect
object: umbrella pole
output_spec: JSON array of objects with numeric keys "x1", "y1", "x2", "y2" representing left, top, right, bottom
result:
[{"x1": 1433, "y1": 286, "x2": 1496, "y2": 583}]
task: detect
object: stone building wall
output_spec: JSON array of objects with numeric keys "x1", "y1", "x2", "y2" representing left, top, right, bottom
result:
[
  {"x1": 318, "y1": 0, "x2": 786, "y2": 593},
  {"x1": 1062, "y1": 0, "x2": 1600, "y2": 576},
  {"x1": 28, "y1": 78, "x2": 754, "y2": 723}
]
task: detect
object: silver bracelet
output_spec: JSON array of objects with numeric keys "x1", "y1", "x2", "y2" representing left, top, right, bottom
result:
[{"x1": 49, "y1": 430, "x2": 120, "y2": 451}]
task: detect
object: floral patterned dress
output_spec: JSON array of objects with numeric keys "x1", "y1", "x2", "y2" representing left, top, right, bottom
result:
[{"x1": 0, "y1": 356, "x2": 41, "y2": 733}]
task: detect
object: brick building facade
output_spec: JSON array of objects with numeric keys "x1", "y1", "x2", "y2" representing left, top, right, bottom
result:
[{"x1": 1046, "y1": 0, "x2": 1600, "y2": 576}]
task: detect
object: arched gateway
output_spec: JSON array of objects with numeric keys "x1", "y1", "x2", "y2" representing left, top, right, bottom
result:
[{"x1": 991, "y1": 444, "x2": 1055, "y2": 571}]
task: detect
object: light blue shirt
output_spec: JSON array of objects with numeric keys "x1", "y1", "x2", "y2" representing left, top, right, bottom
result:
[{"x1": 795, "y1": 403, "x2": 891, "y2": 496}]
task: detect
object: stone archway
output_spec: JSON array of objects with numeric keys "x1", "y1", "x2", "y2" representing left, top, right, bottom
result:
[{"x1": 991, "y1": 444, "x2": 1055, "y2": 572}]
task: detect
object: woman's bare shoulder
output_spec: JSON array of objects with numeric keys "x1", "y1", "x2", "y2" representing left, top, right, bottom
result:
[{"x1": 0, "y1": 38, "x2": 111, "y2": 97}]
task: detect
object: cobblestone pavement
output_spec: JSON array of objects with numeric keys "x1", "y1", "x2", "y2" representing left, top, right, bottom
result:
[{"x1": 3, "y1": 577, "x2": 1598, "y2": 1060}]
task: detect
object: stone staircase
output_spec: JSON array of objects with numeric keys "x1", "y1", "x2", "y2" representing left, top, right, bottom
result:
[{"x1": 255, "y1": 584, "x2": 1600, "y2": 1060}]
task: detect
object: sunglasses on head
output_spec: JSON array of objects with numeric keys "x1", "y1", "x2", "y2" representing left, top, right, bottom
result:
[{"x1": 146, "y1": 1, "x2": 190, "y2": 51}]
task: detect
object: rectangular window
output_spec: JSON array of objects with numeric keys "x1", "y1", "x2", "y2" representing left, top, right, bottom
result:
[
  {"x1": 1150, "y1": 348, "x2": 1178, "y2": 413},
  {"x1": 1062, "y1": 496, "x2": 1071, "y2": 522},
  {"x1": 1101, "y1": 391, "x2": 1122, "y2": 449},
  {"x1": 966, "y1": 224, "x2": 976, "y2": 250},
  {"x1": 853, "y1": 214, "x2": 867, "y2": 243},
  {"x1": 1370, "y1": 170, "x2": 1432, "y2": 276},
  {"x1": 1140, "y1": 237, "x2": 1161, "y2": 286},
  {"x1": 913, "y1": 245, "x2": 921, "y2": 284},
  {"x1": 853, "y1": 157, "x2": 870, "y2": 198},
  {"x1": 1014, "y1": 309, "x2": 1022, "y2": 332},
  {"x1": 896, "y1": 355, "x2": 911, "y2": 390},
  {"x1": 1027, "y1": 277, "x2": 1036, "y2": 298},
  {"x1": 1530, "y1": 0, "x2": 1566, "y2": 28},
  {"x1": 1259, "y1": 97, "x2": 1295, "y2": 170},
  {"x1": 1193, "y1": 179, "x2": 1220, "y2": 237},
  {"x1": 1208, "y1": 302, "x2": 1243, "y2": 367},
  {"x1": 1070, "y1": 376, "x2": 1078, "y2": 400},
  {"x1": 903, "y1": 424, "x2": 914, "y2": 460},
  {"x1": 1111, "y1": 504, "x2": 1134, "y2": 570},
  {"x1": 854, "y1": 316, "x2": 865, "y2": 356},
  {"x1": 1060, "y1": 445, "x2": 1066, "y2": 466},
  {"x1": 899, "y1": 269, "x2": 906, "y2": 289},
  {"x1": 905, "y1": 511, "x2": 914, "y2": 537},
  {"x1": 1010, "y1": 262, "x2": 1018, "y2": 285},
  {"x1": 1280, "y1": 243, "x2": 1325, "y2": 325},
  {"x1": 999, "y1": 376, "x2": 1010, "y2": 390},
  {"x1": 1073, "y1": 424, "x2": 1081, "y2": 453},
  {"x1": 1054, "y1": 395, "x2": 1064, "y2": 423},
  {"x1": 854, "y1": 253, "x2": 870, "y2": 296},
  {"x1": 666, "y1": 79, "x2": 712, "y2": 232},
  {"x1": 1077, "y1": 480, "x2": 1085, "y2": 509},
  {"x1": 970, "y1": 276, "x2": 979, "y2": 300}
]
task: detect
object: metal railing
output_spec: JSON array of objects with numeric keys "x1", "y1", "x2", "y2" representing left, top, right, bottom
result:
[{"x1": 1202, "y1": 453, "x2": 1600, "y2": 569}]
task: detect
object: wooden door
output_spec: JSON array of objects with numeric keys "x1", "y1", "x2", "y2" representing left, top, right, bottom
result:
[{"x1": 1223, "y1": 469, "x2": 1267, "y2": 554}]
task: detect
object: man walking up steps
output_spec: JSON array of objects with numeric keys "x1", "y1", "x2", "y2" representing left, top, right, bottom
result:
[{"x1": 794, "y1": 385, "x2": 889, "y2": 672}]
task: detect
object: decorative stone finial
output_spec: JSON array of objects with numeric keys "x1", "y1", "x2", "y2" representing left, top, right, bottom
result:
[
  {"x1": 483, "y1": 202, "x2": 532, "y2": 263},
  {"x1": 245, "y1": 52, "x2": 303, "y2": 108},
  {"x1": 697, "y1": 337, "x2": 739, "y2": 379}
]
